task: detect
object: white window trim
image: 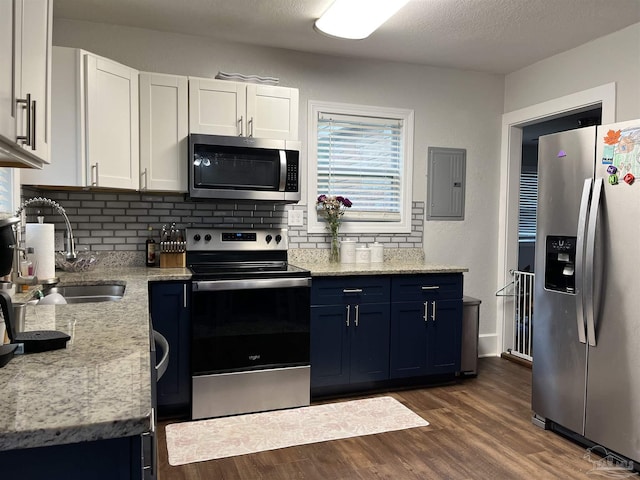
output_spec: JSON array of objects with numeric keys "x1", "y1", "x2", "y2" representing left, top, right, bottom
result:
[{"x1": 307, "y1": 100, "x2": 414, "y2": 234}]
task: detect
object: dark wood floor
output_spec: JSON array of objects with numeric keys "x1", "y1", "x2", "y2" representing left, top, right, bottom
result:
[{"x1": 158, "y1": 358, "x2": 597, "y2": 479}]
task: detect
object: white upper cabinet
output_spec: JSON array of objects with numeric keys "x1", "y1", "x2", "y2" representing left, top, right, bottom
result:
[
  {"x1": 189, "y1": 78, "x2": 299, "y2": 140},
  {"x1": 246, "y1": 84, "x2": 298, "y2": 140},
  {"x1": 22, "y1": 47, "x2": 140, "y2": 189},
  {"x1": 0, "y1": 0, "x2": 51, "y2": 168},
  {"x1": 189, "y1": 78, "x2": 246, "y2": 137},
  {"x1": 85, "y1": 53, "x2": 139, "y2": 189},
  {"x1": 0, "y1": 1, "x2": 18, "y2": 147},
  {"x1": 139, "y1": 72, "x2": 188, "y2": 192}
]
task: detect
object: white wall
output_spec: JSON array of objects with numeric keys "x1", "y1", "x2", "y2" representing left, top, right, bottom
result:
[
  {"x1": 505, "y1": 23, "x2": 640, "y2": 121},
  {"x1": 53, "y1": 18, "x2": 505, "y2": 354}
]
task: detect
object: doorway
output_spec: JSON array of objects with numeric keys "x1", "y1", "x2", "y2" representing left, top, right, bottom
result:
[
  {"x1": 517, "y1": 108, "x2": 602, "y2": 273},
  {"x1": 496, "y1": 83, "x2": 616, "y2": 356}
]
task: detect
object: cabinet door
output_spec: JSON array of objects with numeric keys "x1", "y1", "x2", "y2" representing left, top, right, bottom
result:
[
  {"x1": 85, "y1": 54, "x2": 139, "y2": 189},
  {"x1": 310, "y1": 304, "x2": 350, "y2": 388},
  {"x1": 139, "y1": 72, "x2": 188, "y2": 192},
  {"x1": 189, "y1": 78, "x2": 245, "y2": 136},
  {"x1": 426, "y1": 299, "x2": 462, "y2": 375},
  {"x1": 349, "y1": 303, "x2": 390, "y2": 383},
  {"x1": 0, "y1": 0, "x2": 17, "y2": 143},
  {"x1": 389, "y1": 301, "x2": 428, "y2": 379},
  {"x1": 149, "y1": 282, "x2": 190, "y2": 413},
  {"x1": 246, "y1": 84, "x2": 298, "y2": 140},
  {"x1": 18, "y1": 0, "x2": 51, "y2": 163}
]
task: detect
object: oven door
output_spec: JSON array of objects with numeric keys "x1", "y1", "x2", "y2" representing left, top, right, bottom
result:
[{"x1": 191, "y1": 277, "x2": 311, "y2": 375}]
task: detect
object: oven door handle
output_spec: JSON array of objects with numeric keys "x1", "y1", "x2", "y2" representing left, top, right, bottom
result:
[{"x1": 193, "y1": 277, "x2": 311, "y2": 291}]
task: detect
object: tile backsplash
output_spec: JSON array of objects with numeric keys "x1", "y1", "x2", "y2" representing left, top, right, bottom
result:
[{"x1": 20, "y1": 186, "x2": 424, "y2": 265}]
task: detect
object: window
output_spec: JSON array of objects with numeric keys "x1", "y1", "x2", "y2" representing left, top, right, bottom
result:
[
  {"x1": 308, "y1": 100, "x2": 414, "y2": 234},
  {"x1": 518, "y1": 169, "x2": 538, "y2": 241}
]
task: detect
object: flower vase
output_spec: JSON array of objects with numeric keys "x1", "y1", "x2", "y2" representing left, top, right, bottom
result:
[{"x1": 329, "y1": 226, "x2": 340, "y2": 263}]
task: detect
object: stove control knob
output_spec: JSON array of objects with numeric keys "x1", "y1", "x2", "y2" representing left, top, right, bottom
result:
[
  {"x1": 275, "y1": 234, "x2": 282, "y2": 244},
  {"x1": 265, "y1": 235, "x2": 273, "y2": 244},
  {"x1": 193, "y1": 234, "x2": 201, "y2": 242},
  {"x1": 204, "y1": 234, "x2": 212, "y2": 242}
]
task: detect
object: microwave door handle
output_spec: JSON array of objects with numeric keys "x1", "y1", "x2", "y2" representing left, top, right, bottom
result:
[{"x1": 278, "y1": 151, "x2": 287, "y2": 191}]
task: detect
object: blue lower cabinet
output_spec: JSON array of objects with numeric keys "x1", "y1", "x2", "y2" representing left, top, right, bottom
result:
[
  {"x1": 349, "y1": 303, "x2": 390, "y2": 383},
  {"x1": 311, "y1": 273, "x2": 463, "y2": 393},
  {"x1": 389, "y1": 299, "x2": 462, "y2": 378},
  {"x1": 0, "y1": 436, "x2": 142, "y2": 480},
  {"x1": 149, "y1": 282, "x2": 190, "y2": 416},
  {"x1": 310, "y1": 305, "x2": 350, "y2": 387},
  {"x1": 427, "y1": 299, "x2": 462, "y2": 374},
  {"x1": 311, "y1": 302, "x2": 390, "y2": 389}
]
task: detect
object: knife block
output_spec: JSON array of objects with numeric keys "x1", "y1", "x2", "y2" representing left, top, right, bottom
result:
[{"x1": 160, "y1": 252, "x2": 186, "y2": 268}]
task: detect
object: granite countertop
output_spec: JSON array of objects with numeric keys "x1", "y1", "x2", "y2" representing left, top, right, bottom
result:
[
  {"x1": 0, "y1": 258, "x2": 466, "y2": 452},
  {"x1": 0, "y1": 266, "x2": 191, "y2": 452},
  {"x1": 292, "y1": 260, "x2": 468, "y2": 276}
]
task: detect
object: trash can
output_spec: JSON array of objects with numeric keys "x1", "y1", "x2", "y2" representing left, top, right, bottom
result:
[{"x1": 460, "y1": 296, "x2": 481, "y2": 376}]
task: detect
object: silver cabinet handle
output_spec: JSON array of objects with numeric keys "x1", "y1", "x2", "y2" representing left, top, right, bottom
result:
[
  {"x1": 238, "y1": 115, "x2": 244, "y2": 136},
  {"x1": 421, "y1": 286, "x2": 439, "y2": 290},
  {"x1": 91, "y1": 163, "x2": 100, "y2": 186},
  {"x1": 183, "y1": 283, "x2": 187, "y2": 308},
  {"x1": 345, "y1": 304, "x2": 350, "y2": 327},
  {"x1": 343, "y1": 288, "x2": 363, "y2": 293},
  {"x1": 431, "y1": 301, "x2": 437, "y2": 321},
  {"x1": 354, "y1": 304, "x2": 359, "y2": 327},
  {"x1": 15, "y1": 93, "x2": 32, "y2": 146},
  {"x1": 248, "y1": 117, "x2": 254, "y2": 137},
  {"x1": 30, "y1": 99, "x2": 36, "y2": 151},
  {"x1": 423, "y1": 301, "x2": 428, "y2": 322},
  {"x1": 141, "y1": 168, "x2": 148, "y2": 190}
]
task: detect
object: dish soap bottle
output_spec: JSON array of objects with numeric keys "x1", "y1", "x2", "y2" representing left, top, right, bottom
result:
[{"x1": 146, "y1": 226, "x2": 156, "y2": 267}]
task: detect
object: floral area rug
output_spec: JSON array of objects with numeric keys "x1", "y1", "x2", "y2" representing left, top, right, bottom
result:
[{"x1": 165, "y1": 396, "x2": 429, "y2": 465}]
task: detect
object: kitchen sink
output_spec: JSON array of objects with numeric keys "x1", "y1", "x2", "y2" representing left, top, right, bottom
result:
[{"x1": 43, "y1": 283, "x2": 126, "y2": 304}]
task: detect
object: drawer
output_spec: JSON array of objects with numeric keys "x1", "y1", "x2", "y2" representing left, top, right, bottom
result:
[
  {"x1": 311, "y1": 276, "x2": 390, "y2": 305},
  {"x1": 391, "y1": 274, "x2": 462, "y2": 302}
]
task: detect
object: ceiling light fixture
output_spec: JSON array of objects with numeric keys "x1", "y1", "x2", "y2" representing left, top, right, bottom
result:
[{"x1": 314, "y1": 0, "x2": 410, "y2": 40}]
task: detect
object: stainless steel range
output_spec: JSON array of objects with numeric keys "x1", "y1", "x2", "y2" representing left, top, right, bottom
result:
[{"x1": 187, "y1": 228, "x2": 311, "y2": 420}]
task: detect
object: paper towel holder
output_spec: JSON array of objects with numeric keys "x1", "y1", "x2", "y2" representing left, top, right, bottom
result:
[{"x1": 11, "y1": 197, "x2": 78, "y2": 287}]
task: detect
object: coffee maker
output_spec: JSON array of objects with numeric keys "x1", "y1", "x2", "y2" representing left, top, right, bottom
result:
[{"x1": 0, "y1": 217, "x2": 20, "y2": 287}]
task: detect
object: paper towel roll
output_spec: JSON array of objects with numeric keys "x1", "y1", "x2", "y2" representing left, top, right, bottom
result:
[{"x1": 25, "y1": 223, "x2": 56, "y2": 281}]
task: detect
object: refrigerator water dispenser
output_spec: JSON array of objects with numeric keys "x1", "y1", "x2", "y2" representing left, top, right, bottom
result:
[{"x1": 544, "y1": 236, "x2": 577, "y2": 293}]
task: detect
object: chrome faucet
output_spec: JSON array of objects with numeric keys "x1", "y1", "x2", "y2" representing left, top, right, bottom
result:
[{"x1": 12, "y1": 197, "x2": 77, "y2": 285}]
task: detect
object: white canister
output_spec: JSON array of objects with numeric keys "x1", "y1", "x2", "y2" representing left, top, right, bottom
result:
[
  {"x1": 340, "y1": 239, "x2": 356, "y2": 263},
  {"x1": 370, "y1": 242, "x2": 384, "y2": 263},
  {"x1": 355, "y1": 246, "x2": 371, "y2": 264}
]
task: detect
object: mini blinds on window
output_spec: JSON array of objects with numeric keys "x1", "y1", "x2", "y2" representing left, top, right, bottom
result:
[
  {"x1": 519, "y1": 170, "x2": 538, "y2": 241},
  {"x1": 317, "y1": 112, "x2": 403, "y2": 221}
]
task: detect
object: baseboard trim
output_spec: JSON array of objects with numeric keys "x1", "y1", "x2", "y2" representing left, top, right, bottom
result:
[{"x1": 500, "y1": 351, "x2": 532, "y2": 368}]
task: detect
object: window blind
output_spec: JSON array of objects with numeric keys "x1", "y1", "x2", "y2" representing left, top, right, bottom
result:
[
  {"x1": 518, "y1": 170, "x2": 538, "y2": 241},
  {"x1": 317, "y1": 112, "x2": 403, "y2": 221}
]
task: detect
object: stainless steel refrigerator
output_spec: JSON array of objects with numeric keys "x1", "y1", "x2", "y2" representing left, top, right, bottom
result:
[{"x1": 532, "y1": 119, "x2": 640, "y2": 463}]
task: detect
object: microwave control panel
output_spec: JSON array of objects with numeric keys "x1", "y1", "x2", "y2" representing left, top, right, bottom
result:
[{"x1": 285, "y1": 159, "x2": 299, "y2": 192}]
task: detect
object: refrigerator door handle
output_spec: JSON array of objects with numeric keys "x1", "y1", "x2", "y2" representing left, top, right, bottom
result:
[
  {"x1": 574, "y1": 178, "x2": 592, "y2": 345},
  {"x1": 585, "y1": 177, "x2": 603, "y2": 347}
]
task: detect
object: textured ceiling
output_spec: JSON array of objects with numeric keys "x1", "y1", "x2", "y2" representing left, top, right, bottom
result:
[{"x1": 53, "y1": 0, "x2": 640, "y2": 74}]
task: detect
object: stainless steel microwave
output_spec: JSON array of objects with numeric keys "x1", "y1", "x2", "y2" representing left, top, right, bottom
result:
[{"x1": 188, "y1": 134, "x2": 301, "y2": 203}]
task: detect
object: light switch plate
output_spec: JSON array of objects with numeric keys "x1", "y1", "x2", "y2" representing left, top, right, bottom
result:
[{"x1": 288, "y1": 209, "x2": 304, "y2": 226}]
